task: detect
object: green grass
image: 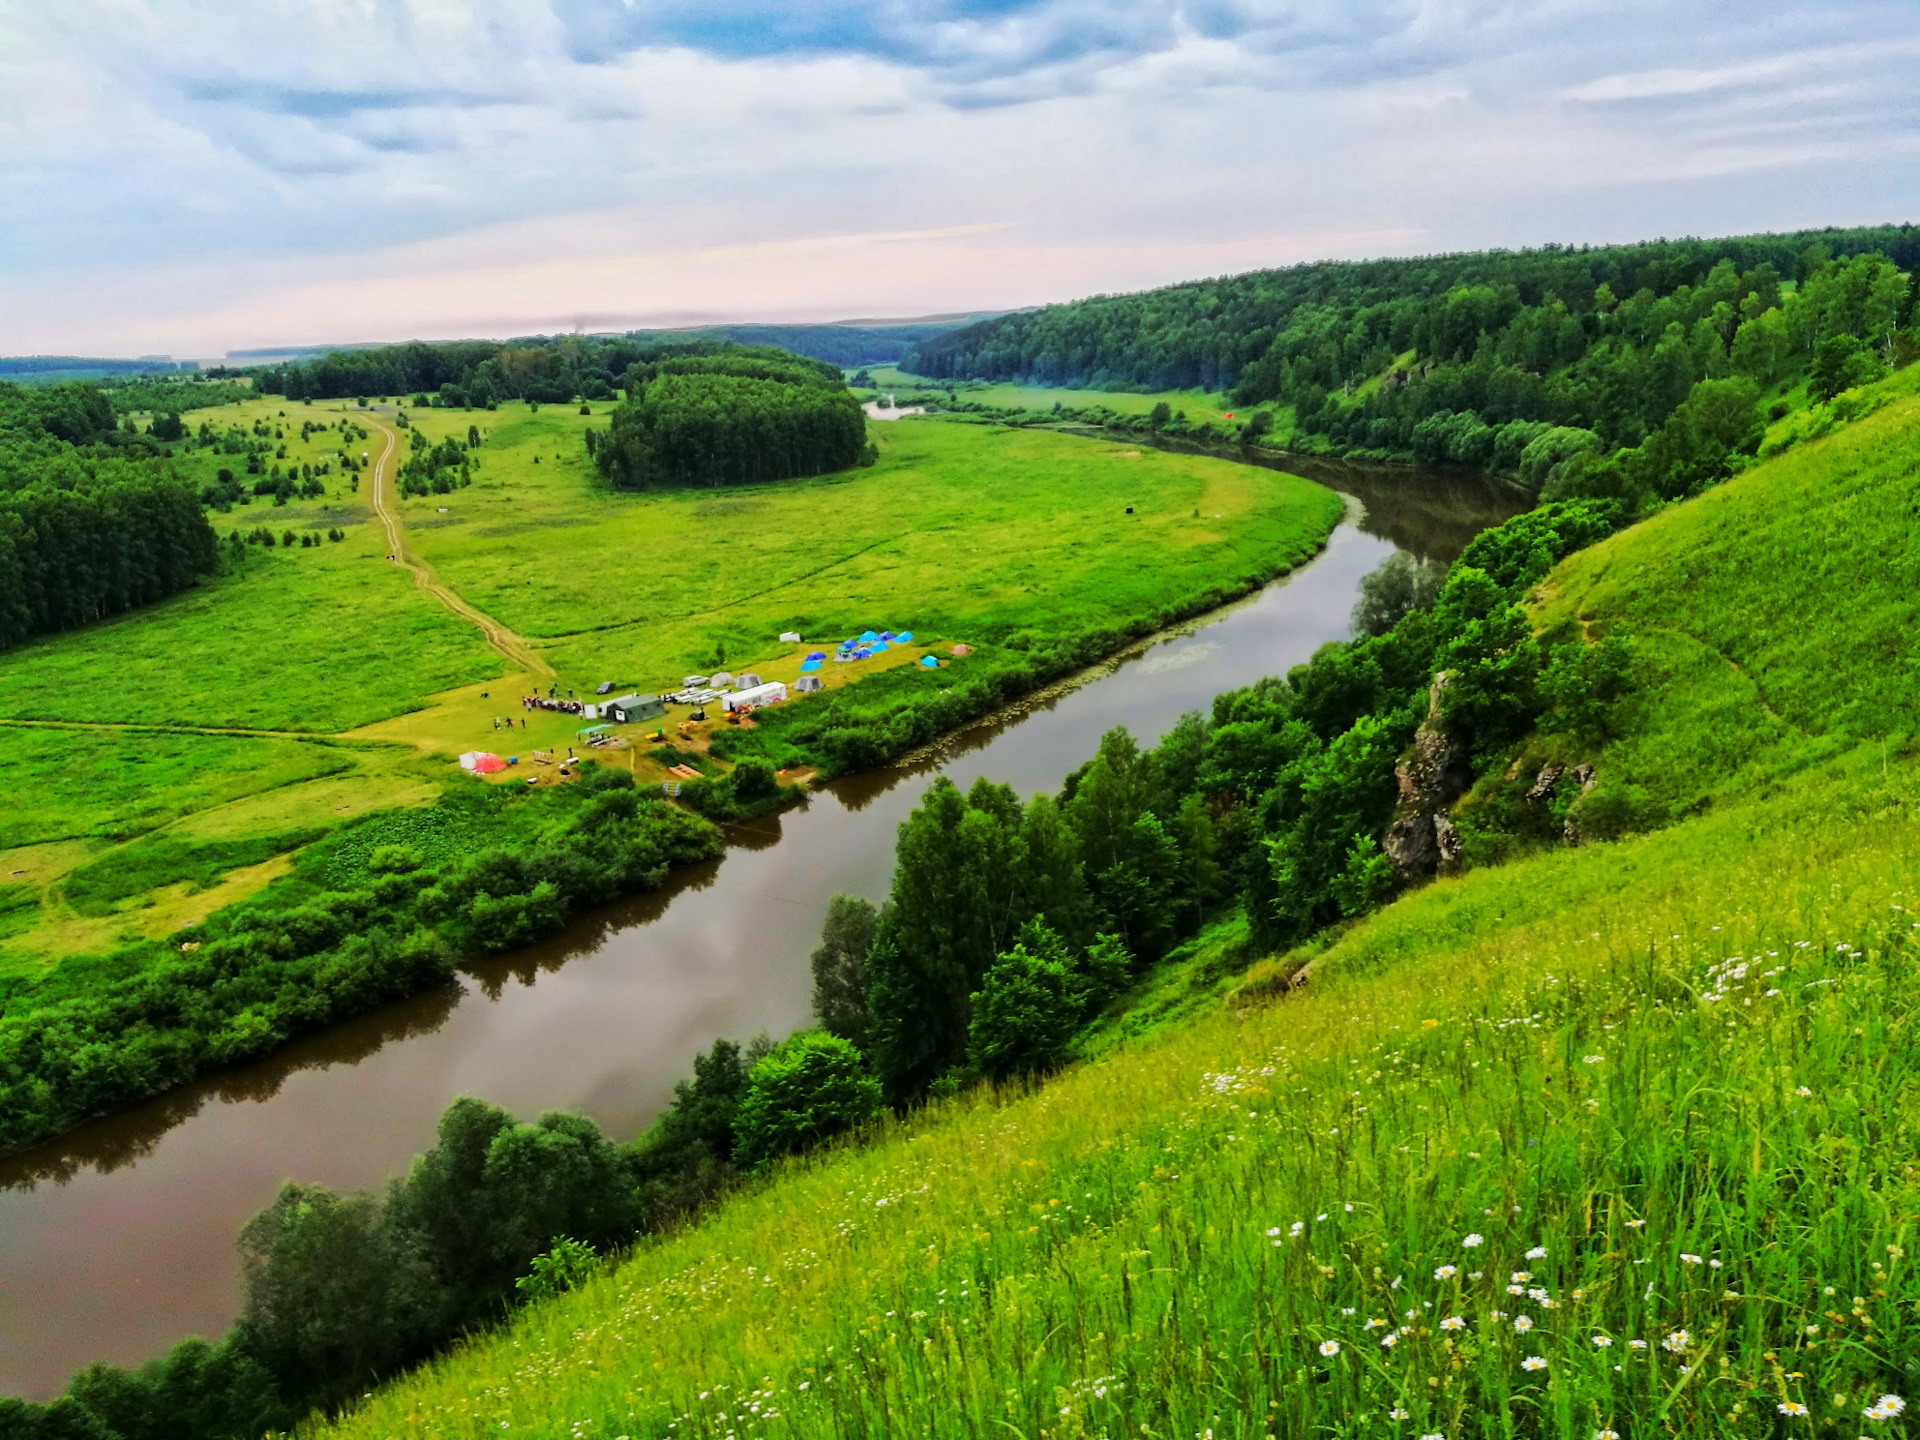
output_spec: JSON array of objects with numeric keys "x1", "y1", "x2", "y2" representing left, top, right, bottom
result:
[
  {"x1": 310, "y1": 374, "x2": 1920, "y2": 1440},
  {"x1": 394, "y1": 407, "x2": 1337, "y2": 691},
  {"x1": 0, "y1": 535, "x2": 500, "y2": 734}
]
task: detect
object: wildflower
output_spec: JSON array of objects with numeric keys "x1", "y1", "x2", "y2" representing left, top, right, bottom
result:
[
  {"x1": 1777, "y1": 1400, "x2": 1808, "y2": 1417},
  {"x1": 1462, "y1": 1233, "x2": 1484, "y2": 1248},
  {"x1": 1589, "y1": 1332, "x2": 1614, "y2": 1348},
  {"x1": 1364, "y1": 1318, "x2": 1384, "y2": 1331},
  {"x1": 1441, "y1": 1316, "x2": 1465, "y2": 1331},
  {"x1": 1521, "y1": 1356, "x2": 1547, "y2": 1372},
  {"x1": 1625, "y1": 1218, "x2": 1646, "y2": 1229},
  {"x1": 1317, "y1": 1213, "x2": 1328, "y2": 1221},
  {"x1": 1290, "y1": 1221, "x2": 1305, "y2": 1238},
  {"x1": 1663, "y1": 1330, "x2": 1690, "y2": 1353},
  {"x1": 1511, "y1": 1271, "x2": 1531, "y2": 1283},
  {"x1": 1419, "y1": 1433, "x2": 1444, "y2": 1440},
  {"x1": 1265, "y1": 1227, "x2": 1281, "y2": 1237},
  {"x1": 1583, "y1": 1055, "x2": 1603, "y2": 1064},
  {"x1": 1863, "y1": 1394, "x2": 1907, "y2": 1421},
  {"x1": 1680, "y1": 1254, "x2": 1702, "y2": 1266},
  {"x1": 1390, "y1": 1409, "x2": 1409, "y2": 1421},
  {"x1": 1381, "y1": 1333, "x2": 1399, "y2": 1348},
  {"x1": 1507, "y1": 1285, "x2": 1525, "y2": 1296},
  {"x1": 1340, "y1": 1307, "x2": 1356, "y2": 1316},
  {"x1": 1628, "y1": 1339, "x2": 1648, "y2": 1350},
  {"x1": 1319, "y1": 1340, "x2": 1340, "y2": 1357},
  {"x1": 1597, "y1": 1430, "x2": 1620, "y2": 1440},
  {"x1": 1434, "y1": 1265, "x2": 1458, "y2": 1280},
  {"x1": 1795, "y1": 1086, "x2": 1812, "y2": 1097},
  {"x1": 1526, "y1": 1246, "x2": 1548, "y2": 1259},
  {"x1": 1514, "y1": 1316, "x2": 1534, "y2": 1333}
]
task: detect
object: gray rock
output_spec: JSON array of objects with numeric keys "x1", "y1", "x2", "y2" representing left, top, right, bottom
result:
[
  {"x1": 1434, "y1": 814, "x2": 1463, "y2": 874},
  {"x1": 1525, "y1": 763, "x2": 1565, "y2": 803}
]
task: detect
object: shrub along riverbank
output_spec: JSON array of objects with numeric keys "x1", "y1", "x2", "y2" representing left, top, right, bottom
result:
[{"x1": 0, "y1": 770, "x2": 720, "y2": 1157}]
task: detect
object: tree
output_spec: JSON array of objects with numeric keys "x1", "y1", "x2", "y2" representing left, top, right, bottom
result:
[
  {"x1": 968, "y1": 923, "x2": 1085, "y2": 1082},
  {"x1": 811, "y1": 894, "x2": 878, "y2": 1048},
  {"x1": 732, "y1": 1031, "x2": 882, "y2": 1166}
]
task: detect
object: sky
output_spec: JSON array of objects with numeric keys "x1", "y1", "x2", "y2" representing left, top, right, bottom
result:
[{"x1": 2, "y1": 1, "x2": 1916, "y2": 359}]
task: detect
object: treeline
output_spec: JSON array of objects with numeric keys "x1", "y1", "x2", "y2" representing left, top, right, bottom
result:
[
  {"x1": 792, "y1": 500, "x2": 1624, "y2": 1106},
  {"x1": 252, "y1": 327, "x2": 906, "y2": 409},
  {"x1": 630, "y1": 320, "x2": 979, "y2": 367},
  {"x1": 0, "y1": 1022, "x2": 876, "y2": 1440},
  {"x1": 586, "y1": 349, "x2": 870, "y2": 490},
  {"x1": 903, "y1": 226, "x2": 1918, "y2": 475},
  {"x1": 0, "y1": 382, "x2": 219, "y2": 653},
  {"x1": 0, "y1": 769, "x2": 721, "y2": 1158}
]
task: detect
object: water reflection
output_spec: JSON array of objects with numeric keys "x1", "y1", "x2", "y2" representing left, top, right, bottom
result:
[{"x1": 0, "y1": 459, "x2": 1523, "y2": 1398}]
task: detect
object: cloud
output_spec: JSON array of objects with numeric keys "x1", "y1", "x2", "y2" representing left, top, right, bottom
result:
[{"x1": 0, "y1": 0, "x2": 1915, "y2": 355}]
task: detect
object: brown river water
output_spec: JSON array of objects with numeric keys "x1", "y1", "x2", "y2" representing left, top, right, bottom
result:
[{"x1": 0, "y1": 459, "x2": 1523, "y2": 1399}]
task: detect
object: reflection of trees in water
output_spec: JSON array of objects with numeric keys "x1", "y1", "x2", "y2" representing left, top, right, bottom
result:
[
  {"x1": 0, "y1": 983, "x2": 465, "y2": 1191},
  {"x1": 1129, "y1": 432, "x2": 1529, "y2": 564}
]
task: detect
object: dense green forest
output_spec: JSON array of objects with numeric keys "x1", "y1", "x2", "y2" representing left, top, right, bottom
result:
[
  {"x1": 904, "y1": 226, "x2": 1918, "y2": 478},
  {"x1": 252, "y1": 321, "x2": 975, "y2": 406},
  {"x1": 0, "y1": 382, "x2": 218, "y2": 652},
  {"x1": 585, "y1": 347, "x2": 870, "y2": 489}
]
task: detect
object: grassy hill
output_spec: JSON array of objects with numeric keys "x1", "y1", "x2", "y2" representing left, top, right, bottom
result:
[{"x1": 309, "y1": 374, "x2": 1920, "y2": 1440}]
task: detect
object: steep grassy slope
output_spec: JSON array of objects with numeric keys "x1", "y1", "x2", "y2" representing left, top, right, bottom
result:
[{"x1": 311, "y1": 391, "x2": 1920, "y2": 1438}]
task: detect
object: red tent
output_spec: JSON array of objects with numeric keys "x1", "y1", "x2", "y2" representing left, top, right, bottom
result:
[{"x1": 472, "y1": 752, "x2": 507, "y2": 774}]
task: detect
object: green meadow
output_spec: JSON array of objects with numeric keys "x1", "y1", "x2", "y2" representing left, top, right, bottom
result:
[
  {"x1": 858, "y1": 366, "x2": 1255, "y2": 426},
  {"x1": 0, "y1": 402, "x2": 1340, "y2": 982},
  {"x1": 392, "y1": 405, "x2": 1330, "y2": 688},
  {"x1": 311, "y1": 372, "x2": 1920, "y2": 1440}
]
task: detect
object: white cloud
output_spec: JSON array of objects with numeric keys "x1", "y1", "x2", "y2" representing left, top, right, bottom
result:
[{"x1": 0, "y1": 0, "x2": 1915, "y2": 355}]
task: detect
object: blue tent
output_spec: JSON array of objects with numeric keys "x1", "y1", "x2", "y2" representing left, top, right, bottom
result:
[
  {"x1": 879, "y1": 630, "x2": 894, "y2": 641},
  {"x1": 874, "y1": 640, "x2": 890, "y2": 652},
  {"x1": 800, "y1": 659, "x2": 822, "y2": 673},
  {"x1": 859, "y1": 630, "x2": 878, "y2": 643},
  {"x1": 806, "y1": 650, "x2": 826, "y2": 661},
  {"x1": 897, "y1": 631, "x2": 914, "y2": 643},
  {"x1": 919, "y1": 655, "x2": 939, "y2": 669}
]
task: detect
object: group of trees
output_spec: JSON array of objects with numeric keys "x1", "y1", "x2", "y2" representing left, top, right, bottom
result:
[
  {"x1": 586, "y1": 347, "x2": 870, "y2": 489},
  {"x1": 903, "y1": 227, "x2": 1918, "y2": 483},
  {"x1": 786, "y1": 499, "x2": 1628, "y2": 1110},
  {"x1": 3, "y1": 1010, "x2": 879, "y2": 1440},
  {"x1": 0, "y1": 381, "x2": 218, "y2": 652},
  {"x1": 398, "y1": 428, "x2": 474, "y2": 497}
]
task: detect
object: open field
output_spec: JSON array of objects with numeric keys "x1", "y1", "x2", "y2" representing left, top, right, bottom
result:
[
  {"x1": 389, "y1": 405, "x2": 1331, "y2": 690},
  {"x1": 0, "y1": 401, "x2": 1340, "y2": 987},
  {"x1": 311, "y1": 366, "x2": 1920, "y2": 1440},
  {"x1": 858, "y1": 365, "x2": 1262, "y2": 425}
]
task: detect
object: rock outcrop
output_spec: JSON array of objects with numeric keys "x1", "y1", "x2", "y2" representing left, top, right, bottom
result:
[{"x1": 1384, "y1": 672, "x2": 1470, "y2": 884}]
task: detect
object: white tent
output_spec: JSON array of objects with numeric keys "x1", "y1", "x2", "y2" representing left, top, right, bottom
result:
[
  {"x1": 779, "y1": 631, "x2": 802, "y2": 643},
  {"x1": 793, "y1": 674, "x2": 823, "y2": 693},
  {"x1": 735, "y1": 672, "x2": 762, "y2": 689}
]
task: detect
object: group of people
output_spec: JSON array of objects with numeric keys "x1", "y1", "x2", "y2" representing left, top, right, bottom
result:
[{"x1": 523, "y1": 688, "x2": 584, "y2": 716}]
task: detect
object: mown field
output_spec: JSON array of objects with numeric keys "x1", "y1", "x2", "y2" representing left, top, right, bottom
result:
[
  {"x1": 309, "y1": 371, "x2": 1920, "y2": 1440},
  {"x1": 0, "y1": 401, "x2": 1340, "y2": 986},
  {"x1": 391, "y1": 405, "x2": 1329, "y2": 689}
]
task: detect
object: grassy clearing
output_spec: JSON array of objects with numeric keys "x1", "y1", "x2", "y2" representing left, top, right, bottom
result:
[
  {"x1": 392, "y1": 407, "x2": 1334, "y2": 693},
  {"x1": 309, "y1": 377, "x2": 1920, "y2": 1440},
  {"x1": 859, "y1": 367, "x2": 1250, "y2": 424}
]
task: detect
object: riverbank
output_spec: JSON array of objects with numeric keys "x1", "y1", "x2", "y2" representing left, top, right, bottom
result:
[{"x1": 0, "y1": 461, "x2": 1525, "y2": 1399}]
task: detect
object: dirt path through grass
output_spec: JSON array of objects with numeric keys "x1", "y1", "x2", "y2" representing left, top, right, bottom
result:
[{"x1": 363, "y1": 415, "x2": 554, "y2": 678}]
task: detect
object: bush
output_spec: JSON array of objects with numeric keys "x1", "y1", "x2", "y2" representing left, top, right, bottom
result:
[
  {"x1": 732, "y1": 1032, "x2": 882, "y2": 1168},
  {"x1": 968, "y1": 925, "x2": 1086, "y2": 1082}
]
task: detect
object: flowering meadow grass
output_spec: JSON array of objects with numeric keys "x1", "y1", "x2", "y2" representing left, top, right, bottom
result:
[{"x1": 311, "y1": 732, "x2": 1919, "y2": 1440}]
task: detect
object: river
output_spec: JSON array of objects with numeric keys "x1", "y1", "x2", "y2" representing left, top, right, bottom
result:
[{"x1": 0, "y1": 459, "x2": 1523, "y2": 1399}]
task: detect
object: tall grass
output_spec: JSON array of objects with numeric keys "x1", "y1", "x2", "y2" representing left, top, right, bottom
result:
[{"x1": 312, "y1": 745, "x2": 1920, "y2": 1440}]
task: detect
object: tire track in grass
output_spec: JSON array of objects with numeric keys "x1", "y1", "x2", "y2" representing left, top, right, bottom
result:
[{"x1": 361, "y1": 415, "x2": 555, "y2": 678}]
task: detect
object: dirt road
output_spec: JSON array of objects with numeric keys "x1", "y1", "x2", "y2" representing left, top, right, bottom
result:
[{"x1": 361, "y1": 414, "x2": 554, "y2": 678}]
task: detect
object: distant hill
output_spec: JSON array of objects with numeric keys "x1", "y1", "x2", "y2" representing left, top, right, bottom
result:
[{"x1": 0, "y1": 355, "x2": 192, "y2": 386}]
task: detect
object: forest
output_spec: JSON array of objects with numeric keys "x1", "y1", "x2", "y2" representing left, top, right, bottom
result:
[
  {"x1": 250, "y1": 321, "x2": 971, "y2": 407},
  {"x1": 904, "y1": 226, "x2": 1918, "y2": 480},
  {"x1": 585, "y1": 348, "x2": 870, "y2": 489},
  {"x1": 0, "y1": 382, "x2": 218, "y2": 652}
]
